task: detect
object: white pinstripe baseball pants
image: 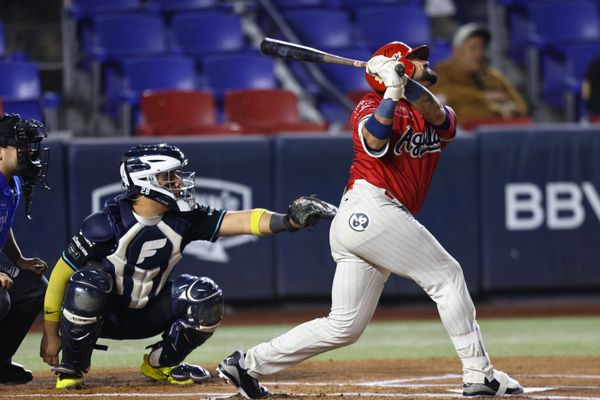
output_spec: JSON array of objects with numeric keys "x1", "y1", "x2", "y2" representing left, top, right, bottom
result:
[{"x1": 245, "y1": 179, "x2": 491, "y2": 383}]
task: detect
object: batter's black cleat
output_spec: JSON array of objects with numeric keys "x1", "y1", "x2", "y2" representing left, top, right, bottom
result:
[
  {"x1": 0, "y1": 362, "x2": 32, "y2": 384},
  {"x1": 463, "y1": 370, "x2": 524, "y2": 396},
  {"x1": 217, "y1": 351, "x2": 269, "y2": 399}
]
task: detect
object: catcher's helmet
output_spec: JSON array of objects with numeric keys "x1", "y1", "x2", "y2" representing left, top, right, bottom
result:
[
  {"x1": 120, "y1": 143, "x2": 196, "y2": 212},
  {"x1": 365, "y1": 41, "x2": 430, "y2": 93},
  {"x1": 0, "y1": 113, "x2": 49, "y2": 184}
]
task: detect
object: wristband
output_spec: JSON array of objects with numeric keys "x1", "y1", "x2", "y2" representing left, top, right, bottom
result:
[
  {"x1": 376, "y1": 98, "x2": 396, "y2": 119},
  {"x1": 364, "y1": 115, "x2": 392, "y2": 140},
  {"x1": 269, "y1": 213, "x2": 297, "y2": 233},
  {"x1": 250, "y1": 208, "x2": 267, "y2": 235}
]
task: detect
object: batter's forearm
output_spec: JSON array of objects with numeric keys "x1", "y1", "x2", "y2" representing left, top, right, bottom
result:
[{"x1": 404, "y1": 79, "x2": 446, "y2": 126}]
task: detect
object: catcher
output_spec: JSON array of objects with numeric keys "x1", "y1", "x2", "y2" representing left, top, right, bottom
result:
[{"x1": 39, "y1": 143, "x2": 336, "y2": 389}]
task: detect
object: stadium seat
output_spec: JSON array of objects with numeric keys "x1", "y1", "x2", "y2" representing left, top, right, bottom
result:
[
  {"x1": 0, "y1": 61, "x2": 60, "y2": 126},
  {"x1": 137, "y1": 90, "x2": 240, "y2": 135},
  {"x1": 171, "y1": 11, "x2": 244, "y2": 59},
  {"x1": 224, "y1": 89, "x2": 328, "y2": 133},
  {"x1": 356, "y1": 6, "x2": 431, "y2": 50},
  {"x1": 0, "y1": 21, "x2": 5, "y2": 59},
  {"x1": 282, "y1": 8, "x2": 353, "y2": 49},
  {"x1": 148, "y1": 0, "x2": 225, "y2": 12},
  {"x1": 319, "y1": 47, "x2": 372, "y2": 93},
  {"x1": 66, "y1": 0, "x2": 144, "y2": 18},
  {"x1": 201, "y1": 53, "x2": 277, "y2": 100},
  {"x1": 118, "y1": 55, "x2": 197, "y2": 133},
  {"x1": 272, "y1": 0, "x2": 326, "y2": 9},
  {"x1": 90, "y1": 13, "x2": 169, "y2": 119},
  {"x1": 528, "y1": 0, "x2": 600, "y2": 109},
  {"x1": 92, "y1": 14, "x2": 167, "y2": 61},
  {"x1": 329, "y1": 0, "x2": 422, "y2": 11}
]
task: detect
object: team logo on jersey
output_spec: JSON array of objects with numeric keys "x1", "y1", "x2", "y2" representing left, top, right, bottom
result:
[
  {"x1": 349, "y1": 212, "x2": 369, "y2": 232},
  {"x1": 91, "y1": 178, "x2": 256, "y2": 264},
  {"x1": 393, "y1": 126, "x2": 441, "y2": 158}
]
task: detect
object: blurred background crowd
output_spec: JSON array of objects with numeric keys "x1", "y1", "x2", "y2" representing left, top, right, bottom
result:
[{"x1": 0, "y1": 0, "x2": 599, "y2": 137}]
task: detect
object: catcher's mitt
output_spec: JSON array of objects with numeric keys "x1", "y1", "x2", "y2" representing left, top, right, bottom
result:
[{"x1": 287, "y1": 195, "x2": 337, "y2": 228}]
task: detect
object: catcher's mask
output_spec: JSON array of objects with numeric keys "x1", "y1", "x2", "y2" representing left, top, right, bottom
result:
[
  {"x1": 0, "y1": 114, "x2": 50, "y2": 218},
  {"x1": 365, "y1": 41, "x2": 430, "y2": 93},
  {"x1": 120, "y1": 143, "x2": 196, "y2": 212}
]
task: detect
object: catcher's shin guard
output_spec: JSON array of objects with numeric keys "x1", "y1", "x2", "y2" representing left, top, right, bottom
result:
[
  {"x1": 57, "y1": 269, "x2": 112, "y2": 374},
  {"x1": 145, "y1": 275, "x2": 223, "y2": 373},
  {"x1": 147, "y1": 320, "x2": 214, "y2": 367}
]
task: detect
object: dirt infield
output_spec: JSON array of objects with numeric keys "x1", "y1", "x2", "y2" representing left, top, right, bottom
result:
[
  {"x1": 2, "y1": 356, "x2": 600, "y2": 400},
  {"x1": 13, "y1": 302, "x2": 599, "y2": 399}
]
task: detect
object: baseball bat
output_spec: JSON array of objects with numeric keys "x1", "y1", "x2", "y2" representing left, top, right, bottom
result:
[
  {"x1": 260, "y1": 37, "x2": 367, "y2": 68},
  {"x1": 260, "y1": 37, "x2": 407, "y2": 78}
]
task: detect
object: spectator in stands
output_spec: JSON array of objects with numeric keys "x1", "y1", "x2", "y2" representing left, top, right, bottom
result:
[
  {"x1": 432, "y1": 23, "x2": 529, "y2": 128},
  {"x1": 425, "y1": 0, "x2": 457, "y2": 40},
  {"x1": 582, "y1": 56, "x2": 600, "y2": 123}
]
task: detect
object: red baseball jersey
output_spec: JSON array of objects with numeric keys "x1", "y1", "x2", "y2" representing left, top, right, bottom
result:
[{"x1": 348, "y1": 92, "x2": 457, "y2": 215}]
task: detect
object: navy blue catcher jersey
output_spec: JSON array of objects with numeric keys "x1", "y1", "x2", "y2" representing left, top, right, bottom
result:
[
  {"x1": 0, "y1": 173, "x2": 21, "y2": 250},
  {"x1": 62, "y1": 194, "x2": 226, "y2": 309}
]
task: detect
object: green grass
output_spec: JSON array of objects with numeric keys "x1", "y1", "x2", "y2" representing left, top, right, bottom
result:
[{"x1": 16, "y1": 316, "x2": 600, "y2": 372}]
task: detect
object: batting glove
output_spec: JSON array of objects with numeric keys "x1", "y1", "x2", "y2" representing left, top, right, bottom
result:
[{"x1": 366, "y1": 55, "x2": 408, "y2": 101}]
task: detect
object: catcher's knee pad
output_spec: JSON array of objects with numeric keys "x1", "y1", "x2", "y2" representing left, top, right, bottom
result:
[
  {"x1": 0, "y1": 287, "x2": 10, "y2": 320},
  {"x1": 171, "y1": 274, "x2": 224, "y2": 331},
  {"x1": 60, "y1": 268, "x2": 113, "y2": 373},
  {"x1": 147, "y1": 275, "x2": 223, "y2": 367}
]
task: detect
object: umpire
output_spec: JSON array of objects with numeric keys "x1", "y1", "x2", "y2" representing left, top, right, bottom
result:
[{"x1": 0, "y1": 114, "x2": 50, "y2": 384}]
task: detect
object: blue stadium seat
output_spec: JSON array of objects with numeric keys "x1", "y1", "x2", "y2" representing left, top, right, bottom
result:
[
  {"x1": 541, "y1": 42, "x2": 600, "y2": 114},
  {"x1": 148, "y1": 0, "x2": 224, "y2": 12},
  {"x1": 171, "y1": 11, "x2": 244, "y2": 59},
  {"x1": 90, "y1": 13, "x2": 168, "y2": 119},
  {"x1": 0, "y1": 21, "x2": 5, "y2": 59},
  {"x1": 66, "y1": 0, "x2": 144, "y2": 19},
  {"x1": 329, "y1": 0, "x2": 422, "y2": 13},
  {"x1": 282, "y1": 8, "x2": 353, "y2": 48},
  {"x1": 428, "y1": 40, "x2": 452, "y2": 68},
  {"x1": 0, "y1": 61, "x2": 60, "y2": 124},
  {"x1": 319, "y1": 47, "x2": 372, "y2": 93},
  {"x1": 528, "y1": 0, "x2": 600, "y2": 109},
  {"x1": 356, "y1": 6, "x2": 431, "y2": 50},
  {"x1": 272, "y1": 0, "x2": 325, "y2": 8},
  {"x1": 92, "y1": 13, "x2": 167, "y2": 61},
  {"x1": 201, "y1": 53, "x2": 277, "y2": 100}
]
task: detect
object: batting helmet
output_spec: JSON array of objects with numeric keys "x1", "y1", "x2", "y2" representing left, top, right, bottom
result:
[{"x1": 365, "y1": 42, "x2": 430, "y2": 93}]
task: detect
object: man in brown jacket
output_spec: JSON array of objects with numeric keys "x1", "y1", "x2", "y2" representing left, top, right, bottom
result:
[{"x1": 432, "y1": 23, "x2": 528, "y2": 127}]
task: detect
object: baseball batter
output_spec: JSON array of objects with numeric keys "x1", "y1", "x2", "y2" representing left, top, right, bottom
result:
[{"x1": 218, "y1": 42, "x2": 524, "y2": 398}]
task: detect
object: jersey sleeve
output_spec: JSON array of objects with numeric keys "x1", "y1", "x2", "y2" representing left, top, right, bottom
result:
[
  {"x1": 62, "y1": 212, "x2": 116, "y2": 270},
  {"x1": 352, "y1": 93, "x2": 391, "y2": 158},
  {"x1": 432, "y1": 105, "x2": 457, "y2": 142},
  {"x1": 185, "y1": 205, "x2": 226, "y2": 242}
]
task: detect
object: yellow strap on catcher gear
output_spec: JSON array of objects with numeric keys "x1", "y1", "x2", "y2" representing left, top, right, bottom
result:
[{"x1": 250, "y1": 208, "x2": 267, "y2": 236}]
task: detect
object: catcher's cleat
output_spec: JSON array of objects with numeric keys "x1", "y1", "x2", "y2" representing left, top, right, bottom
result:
[
  {"x1": 0, "y1": 362, "x2": 33, "y2": 384},
  {"x1": 141, "y1": 354, "x2": 210, "y2": 385},
  {"x1": 217, "y1": 351, "x2": 269, "y2": 399},
  {"x1": 463, "y1": 370, "x2": 524, "y2": 397},
  {"x1": 52, "y1": 364, "x2": 84, "y2": 389}
]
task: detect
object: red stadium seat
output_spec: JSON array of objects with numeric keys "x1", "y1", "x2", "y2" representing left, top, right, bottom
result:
[
  {"x1": 137, "y1": 90, "x2": 241, "y2": 136},
  {"x1": 224, "y1": 89, "x2": 328, "y2": 134}
]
